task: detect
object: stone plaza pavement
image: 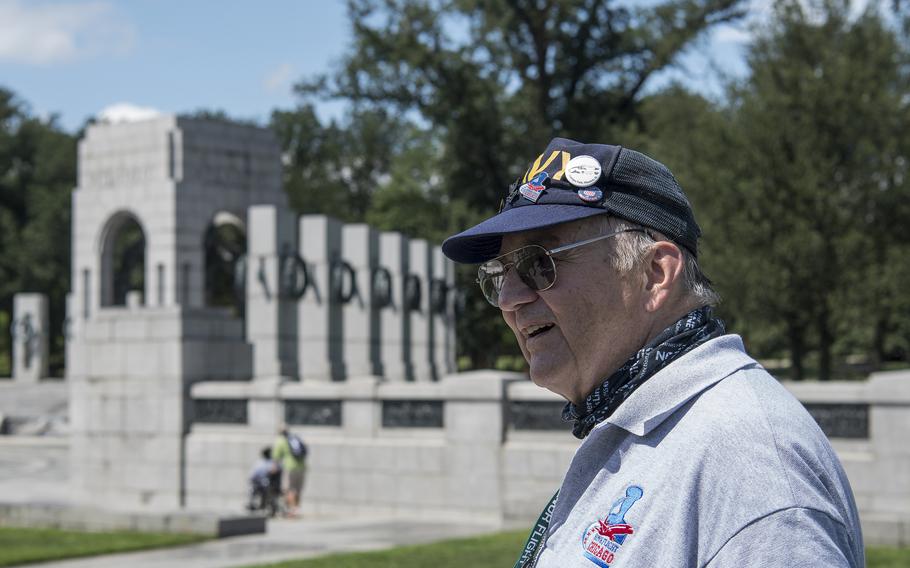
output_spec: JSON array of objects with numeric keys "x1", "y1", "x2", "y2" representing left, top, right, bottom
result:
[{"x1": 0, "y1": 436, "x2": 504, "y2": 568}]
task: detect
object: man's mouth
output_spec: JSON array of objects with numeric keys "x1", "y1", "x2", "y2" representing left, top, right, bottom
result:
[{"x1": 526, "y1": 323, "x2": 555, "y2": 338}]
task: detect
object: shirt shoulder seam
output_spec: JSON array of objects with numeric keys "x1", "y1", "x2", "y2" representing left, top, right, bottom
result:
[{"x1": 701, "y1": 506, "x2": 848, "y2": 567}]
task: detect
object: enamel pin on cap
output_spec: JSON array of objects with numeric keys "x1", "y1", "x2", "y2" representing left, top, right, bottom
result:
[
  {"x1": 565, "y1": 155, "x2": 602, "y2": 187},
  {"x1": 577, "y1": 188, "x2": 603, "y2": 202},
  {"x1": 519, "y1": 172, "x2": 549, "y2": 203}
]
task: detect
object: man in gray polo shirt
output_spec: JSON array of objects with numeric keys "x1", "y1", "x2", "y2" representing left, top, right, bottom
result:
[{"x1": 442, "y1": 138, "x2": 864, "y2": 567}]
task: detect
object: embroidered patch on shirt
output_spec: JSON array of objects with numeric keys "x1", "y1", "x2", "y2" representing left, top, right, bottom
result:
[{"x1": 580, "y1": 485, "x2": 643, "y2": 567}]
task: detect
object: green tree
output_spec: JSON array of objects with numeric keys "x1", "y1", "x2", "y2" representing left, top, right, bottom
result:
[
  {"x1": 302, "y1": 0, "x2": 744, "y2": 205},
  {"x1": 0, "y1": 87, "x2": 76, "y2": 376},
  {"x1": 296, "y1": 0, "x2": 746, "y2": 368},
  {"x1": 618, "y1": 86, "x2": 752, "y2": 337},
  {"x1": 270, "y1": 105, "x2": 418, "y2": 222},
  {"x1": 716, "y1": 0, "x2": 909, "y2": 379}
]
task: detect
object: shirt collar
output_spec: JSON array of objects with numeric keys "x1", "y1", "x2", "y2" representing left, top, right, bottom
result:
[{"x1": 594, "y1": 334, "x2": 758, "y2": 437}]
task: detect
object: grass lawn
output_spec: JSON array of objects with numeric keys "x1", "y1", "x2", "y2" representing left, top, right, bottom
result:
[
  {"x1": 0, "y1": 526, "x2": 209, "y2": 567},
  {"x1": 867, "y1": 546, "x2": 910, "y2": 568},
  {"x1": 246, "y1": 529, "x2": 910, "y2": 568},
  {"x1": 249, "y1": 529, "x2": 528, "y2": 568}
]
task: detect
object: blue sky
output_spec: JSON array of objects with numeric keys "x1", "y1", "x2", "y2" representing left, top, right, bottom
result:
[{"x1": 0, "y1": 0, "x2": 757, "y2": 133}]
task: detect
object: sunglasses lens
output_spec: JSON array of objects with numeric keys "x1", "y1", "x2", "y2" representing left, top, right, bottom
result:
[
  {"x1": 477, "y1": 246, "x2": 556, "y2": 308},
  {"x1": 478, "y1": 260, "x2": 505, "y2": 307},
  {"x1": 516, "y1": 248, "x2": 556, "y2": 290}
]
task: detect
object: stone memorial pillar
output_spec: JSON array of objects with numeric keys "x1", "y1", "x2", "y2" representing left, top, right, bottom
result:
[
  {"x1": 378, "y1": 231, "x2": 409, "y2": 382},
  {"x1": 12, "y1": 293, "x2": 49, "y2": 382},
  {"x1": 341, "y1": 224, "x2": 381, "y2": 378},
  {"x1": 430, "y1": 248, "x2": 454, "y2": 378},
  {"x1": 445, "y1": 253, "x2": 457, "y2": 374},
  {"x1": 298, "y1": 215, "x2": 344, "y2": 381},
  {"x1": 407, "y1": 239, "x2": 433, "y2": 382},
  {"x1": 69, "y1": 116, "x2": 280, "y2": 510},
  {"x1": 247, "y1": 205, "x2": 298, "y2": 380}
]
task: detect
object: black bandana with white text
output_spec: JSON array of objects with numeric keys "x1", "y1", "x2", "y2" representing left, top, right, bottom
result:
[{"x1": 562, "y1": 306, "x2": 725, "y2": 439}]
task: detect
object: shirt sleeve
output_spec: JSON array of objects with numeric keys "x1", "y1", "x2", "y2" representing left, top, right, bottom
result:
[{"x1": 704, "y1": 507, "x2": 863, "y2": 568}]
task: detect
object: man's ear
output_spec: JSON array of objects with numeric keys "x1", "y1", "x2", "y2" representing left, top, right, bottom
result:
[{"x1": 643, "y1": 242, "x2": 685, "y2": 312}]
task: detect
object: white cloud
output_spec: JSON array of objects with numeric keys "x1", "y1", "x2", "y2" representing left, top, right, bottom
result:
[
  {"x1": 96, "y1": 103, "x2": 162, "y2": 124},
  {"x1": 0, "y1": 0, "x2": 135, "y2": 65},
  {"x1": 263, "y1": 63, "x2": 295, "y2": 94}
]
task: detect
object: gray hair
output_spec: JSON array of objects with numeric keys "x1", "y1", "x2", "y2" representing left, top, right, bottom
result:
[{"x1": 594, "y1": 216, "x2": 720, "y2": 307}]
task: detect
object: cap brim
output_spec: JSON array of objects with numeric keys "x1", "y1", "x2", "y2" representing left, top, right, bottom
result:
[{"x1": 442, "y1": 204, "x2": 609, "y2": 264}]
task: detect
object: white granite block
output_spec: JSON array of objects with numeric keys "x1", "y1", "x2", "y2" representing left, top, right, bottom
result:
[
  {"x1": 298, "y1": 215, "x2": 344, "y2": 381},
  {"x1": 310, "y1": 443, "x2": 339, "y2": 469},
  {"x1": 342, "y1": 398, "x2": 377, "y2": 437},
  {"x1": 371, "y1": 444, "x2": 398, "y2": 472},
  {"x1": 405, "y1": 475, "x2": 447, "y2": 508},
  {"x1": 368, "y1": 472, "x2": 397, "y2": 504},
  {"x1": 416, "y1": 445, "x2": 445, "y2": 474},
  {"x1": 377, "y1": 231, "x2": 408, "y2": 381},
  {"x1": 157, "y1": 341, "x2": 183, "y2": 379},
  {"x1": 394, "y1": 445, "x2": 420, "y2": 473},
  {"x1": 89, "y1": 342, "x2": 122, "y2": 378},
  {"x1": 306, "y1": 471, "x2": 341, "y2": 500},
  {"x1": 407, "y1": 239, "x2": 433, "y2": 381},
  {"x1": 83, "y1": 318, "x2": 113, "y2": 342},
  {"x1": 342, "y1": 224, "x2": 380, "y2": 378},
  {"x1": 446, "y1": 401, "x2": 503, "y2": 443},
  {"x1": 339, "y1": 472, "x2": 371, "y2": 503}
]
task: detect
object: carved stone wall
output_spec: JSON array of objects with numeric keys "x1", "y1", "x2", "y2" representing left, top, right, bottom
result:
[{"x1": 67, "y1": 116, "x2": 457, "y2": 512}]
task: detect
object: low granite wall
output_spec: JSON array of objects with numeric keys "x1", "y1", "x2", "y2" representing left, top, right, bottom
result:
[{"x1": 185, "y1": 368, "x2": 910, "y2": 544}]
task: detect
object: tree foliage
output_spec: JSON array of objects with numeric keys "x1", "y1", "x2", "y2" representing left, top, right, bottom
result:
[
  {"x1": 270, "y1": 105, "x2": 420, "y2": 222},
  {"x1": 3, "y1": 0, "x2": 908, "y2": 381},
  {"x1": 717, "y1": 0, "x2": 909, "y2": 379},
  {"x1": 301, "y1": 0, "x2": 744, "y2": 203},
  {"x1": 0, "y1": 87, "x2": 75, "y2": 376},
  {"x1": 294, "y1": 0, "x2": 747, "y2": 369}
]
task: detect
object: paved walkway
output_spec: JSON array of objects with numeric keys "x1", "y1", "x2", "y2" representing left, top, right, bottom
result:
[{"x1": 0, "y1": 436, "x2": 503, "y2": 568}]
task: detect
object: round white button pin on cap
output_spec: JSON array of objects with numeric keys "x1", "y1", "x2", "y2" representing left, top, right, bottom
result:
[{"x1": 564, "y1": 155, "x2": 602, "y2": 187}]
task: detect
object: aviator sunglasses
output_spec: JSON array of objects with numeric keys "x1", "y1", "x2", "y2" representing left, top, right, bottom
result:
[{"x1": 476, "y1": 229, "x2": 649, "y2": 307}]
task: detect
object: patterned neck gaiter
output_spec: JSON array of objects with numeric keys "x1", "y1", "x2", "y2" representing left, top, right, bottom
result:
[{"x1": 562, "y1": 306, "x2": 725, "y2": 439}]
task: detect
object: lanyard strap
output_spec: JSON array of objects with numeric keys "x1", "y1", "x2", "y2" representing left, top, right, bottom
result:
[{"x1": 513, "y1": 490, "x2": 559, "y2": 568}]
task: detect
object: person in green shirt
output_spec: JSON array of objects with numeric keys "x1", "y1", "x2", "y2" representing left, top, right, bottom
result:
[{"x1": 272, "y1": 425, "x2": 307, "y2": 518}]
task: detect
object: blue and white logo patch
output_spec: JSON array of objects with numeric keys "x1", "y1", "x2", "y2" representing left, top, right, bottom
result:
[{"x1": 580, "y1": 485, "x2": 643, "y2": 567}]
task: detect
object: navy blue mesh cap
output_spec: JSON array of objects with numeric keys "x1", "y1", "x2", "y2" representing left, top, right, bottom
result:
[{"x1": 442, "y1": 137, "x2": 702, "y2": 263}]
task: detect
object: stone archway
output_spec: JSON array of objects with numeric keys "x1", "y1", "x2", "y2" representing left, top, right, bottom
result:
[{"x1": 99, "y1": 211, "x2": 146, "y2": 307}]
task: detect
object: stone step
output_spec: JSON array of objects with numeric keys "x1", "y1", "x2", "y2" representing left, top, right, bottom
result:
[{"x1": 0, "y1": 501, "x2": 266, "y2": 538}]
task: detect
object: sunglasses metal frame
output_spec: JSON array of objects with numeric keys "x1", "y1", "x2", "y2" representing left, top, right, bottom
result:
[{"x1": 476, "y1": 228, "x2": 649, "y2": 307}]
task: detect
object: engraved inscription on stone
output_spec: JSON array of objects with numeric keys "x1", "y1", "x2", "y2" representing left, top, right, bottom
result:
[
  {"x1": 194, "y1": 399, "x2": 248, "y2": 424},
  {"x1": 382, "y1": 400, "x2": 444, "y2": 428},
  {"x1": 183, "y1": 147, "x2": 253, "y2": 187},
  {"x1": 81, "y1": 163, "x2": 163, "y2": 188},
  {"x1": 508, "y1": 401, "x2": 569, "y2": 431},
  {"x1": 285, "y1": 400, "x2": 343, "y2": 427},
  {"x1": 803, "y1": 403, "x2": 869, "y2": 439}
]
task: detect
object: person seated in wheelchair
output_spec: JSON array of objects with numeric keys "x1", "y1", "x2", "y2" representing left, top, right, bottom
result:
[{"x1": 247, "y1": 446, "x2": 282, "y2": 515}]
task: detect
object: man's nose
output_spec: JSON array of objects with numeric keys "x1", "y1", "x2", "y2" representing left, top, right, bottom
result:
[{"x1": 497, "y1": 268, "x2": 538, "y2": 311}]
